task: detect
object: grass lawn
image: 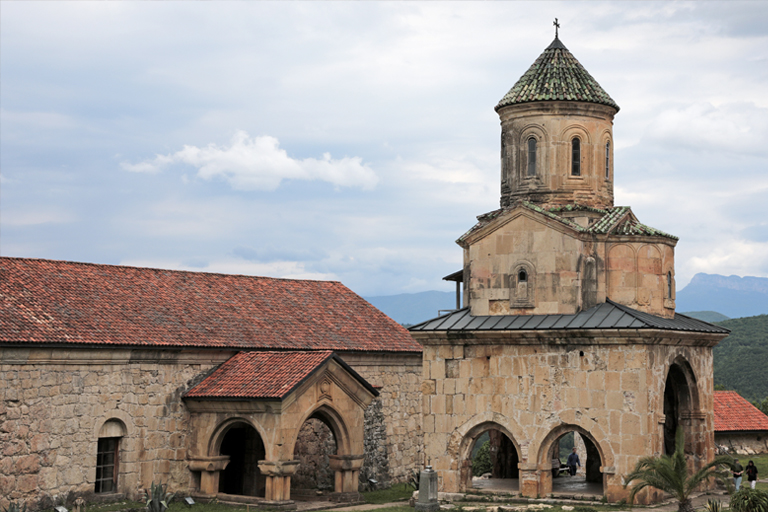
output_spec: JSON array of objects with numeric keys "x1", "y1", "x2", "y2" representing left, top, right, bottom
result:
[{"x1": 362, "y1": 483, "x2": 414, "y2": 504}]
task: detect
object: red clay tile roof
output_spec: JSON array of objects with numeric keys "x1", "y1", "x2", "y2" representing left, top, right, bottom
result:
[
  {"x1": 714, "y1": 391, "x2": 768, "y2": 432},
  {"x1": 184, "y1": 351, "x2": 372, "y2": 400},
  {"x1": 0, "y1": 257, "x2": 421, "y2": 353}
]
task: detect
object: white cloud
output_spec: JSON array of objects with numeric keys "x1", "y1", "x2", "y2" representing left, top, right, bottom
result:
[
  {"x1": 120, "y1": 131, "x2": 378, "y2": 191},
  {"x1": 1, "y1": 209, "x2": 76, "y2": 227},
  {"x1": 646, "y1": 102, "x2": 768, "y2": 155}
]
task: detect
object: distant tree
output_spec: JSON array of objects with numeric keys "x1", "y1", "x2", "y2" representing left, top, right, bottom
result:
[
  {"x1": 472, "y1": 440, "x2": 492, "y2": 477},
  {"x1": 714, "y1": 384, "x2": 728, "y2": 391},
  {"x1": 624, "y1": 428, "x2": 733, "y2": 512},
  {"x1": 753, "y1": 396, "x2": 768, "y2": 416}
]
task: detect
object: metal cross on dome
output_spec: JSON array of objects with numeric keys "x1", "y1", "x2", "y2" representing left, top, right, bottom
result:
[{"x1": 554, "y1": 18, "x2": 560, "y2": 38}]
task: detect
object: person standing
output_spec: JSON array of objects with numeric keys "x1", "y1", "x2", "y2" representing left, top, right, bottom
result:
[
  {"x1": 745, "y1": 460, "x2": 758, "y2": 490},
  {"x1": 567, "y1": 447, "x2": 581, "y2": 476},
  {"x1": 733, "y1": 458, "x2": 744, "y2": 491}
]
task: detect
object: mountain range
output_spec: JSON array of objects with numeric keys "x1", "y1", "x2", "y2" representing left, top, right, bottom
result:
[{"x1": 364, "y1": 273, "x2": 768, "y2": 325}]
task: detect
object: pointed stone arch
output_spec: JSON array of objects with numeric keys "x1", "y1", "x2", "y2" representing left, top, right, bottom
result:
[
  {"x1": 663, "y1": 355, "x2": 704, "y2": 465},
  {"x1": 536, "y1": 423, "x2": 613, "y2": 499}
]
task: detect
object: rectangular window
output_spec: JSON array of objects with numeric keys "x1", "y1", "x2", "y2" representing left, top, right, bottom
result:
[
  {"x1": 605, "y1": 141, "x2": 611, "y2": 179},
  {"x1": 527, "y1": 138, "x2": 537, "y2": 177},
  {"x1": 95, "y1": 437, "x2": 119, "y2": 493},
  {"x1": 571, "y1": 138, "x2": 581, "y2": 176}
]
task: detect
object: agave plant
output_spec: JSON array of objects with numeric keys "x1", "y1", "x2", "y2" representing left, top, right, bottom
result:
[
  {"x1": 730, "y1": 488, "x2": 768, "y2": 512},
  {"x1": 623, "y1": 427, "x2": 733, "y2": 512},
  {"x1": 703, "y1": 499, "x2": 723, "y2": 512},
  {"x1": 2, "y1": 501, "x2": 27, "y2": 512},
  {"x1": 145, "y1": 482, "x2": 173, "y2": 512}
]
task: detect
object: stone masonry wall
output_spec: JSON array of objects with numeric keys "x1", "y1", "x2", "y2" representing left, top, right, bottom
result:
[
  {"x1": 415, "y1": 332, "x2": 719, "y2": 503},
  {"x1": 0, "y1": 348, "x2": 234, "y2": 510},
  {"x1": 340, "y1": 352, "x2": 423, "y2": 485}
]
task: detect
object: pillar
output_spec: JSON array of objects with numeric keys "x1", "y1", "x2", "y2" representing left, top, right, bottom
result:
[
  {"x1": 258, "y1": 460, "x2": 300, "y2": 509},
  {"x1": 329, "y1": 454, "x2": 364, "y2": 503},
  {"x1": 188, "y1": 456, "x2": 230, "y2": 496}
]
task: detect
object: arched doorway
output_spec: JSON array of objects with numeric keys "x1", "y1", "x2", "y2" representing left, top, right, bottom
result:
[
  {"x1": 292, "y1": 413, "x2": 338, "y2": 498},
  {"x1": 664, "y1": 361, "x2": 695, "y2": 455},
  {"x1": 217, "y1": 421, "x2": 266, "y2": 497},
  {"x1": 539, "y1": 425, "x2": 605, "y2": 497},
  {"x1": 460, "y1": 423, "x2": 520, "y2": 492}
]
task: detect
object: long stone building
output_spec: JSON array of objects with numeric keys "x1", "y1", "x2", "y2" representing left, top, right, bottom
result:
[
  {"x1": 1, "y1": 32, "x2": 730, "y2": 510},
  {"x1": 409, "y1": 34, "x2": 730, "y2": 503},
  {"x1": 0, "y1": 259, "x2": 423, "y2": 509}
]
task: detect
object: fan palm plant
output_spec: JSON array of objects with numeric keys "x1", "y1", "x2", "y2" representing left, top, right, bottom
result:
[{"x1": 624, "y1": 428, "x2": 733, "y2": 512}]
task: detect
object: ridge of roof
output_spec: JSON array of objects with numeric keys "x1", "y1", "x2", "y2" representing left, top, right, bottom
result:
[
  {"x1": 496, "y1": 37, "x2": 620, "y2": 112},
  {"x1": 0, "y1": 257, "x2": 422, "y2": 353},
  {"x1": 457, "y1": 203, "x2": 677, "y2": 244},
  {"x1": 409, "y1": 299, "x2": 730, "y2": 334}
]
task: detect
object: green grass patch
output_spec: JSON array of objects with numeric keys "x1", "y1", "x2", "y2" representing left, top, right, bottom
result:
[{"x1": 362, "y1": 483, "x2": 414, "y2": 504}]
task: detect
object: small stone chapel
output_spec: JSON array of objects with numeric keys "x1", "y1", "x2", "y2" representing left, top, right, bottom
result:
[{"x1": 409, "y1": 32, "x2": 730, "y2": 503}]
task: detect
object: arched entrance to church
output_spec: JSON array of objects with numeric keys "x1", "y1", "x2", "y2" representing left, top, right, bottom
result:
[
  {"x1": 663, "y1": 358, "x2": 703, "y2": 465},
  {"x1": 291, "y1": 412, "x2": 338, "y2": 498},
  {"x1": 459, "y1": 422, "x2": 520, "y2": 492},
  {"x1": 538, "y1": 425, "x2": 605, "y2": 497},
  {"x1": 215, "y1": 420, "x2": 266, "y2": 497}
]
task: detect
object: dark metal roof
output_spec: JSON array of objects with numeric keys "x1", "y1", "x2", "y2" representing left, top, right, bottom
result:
[
  {"x1": 409, "y1": 300, "x2": 730, "y2": 334},
  {"x1": 443, "y1": 270, "x2": 463, "y2": 282}
]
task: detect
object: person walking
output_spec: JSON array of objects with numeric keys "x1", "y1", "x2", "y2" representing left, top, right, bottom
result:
[
  {"x1": 745, "y1": 460, "x2": 758, "y2": 490},
  {"x1": 567, "y1": 447, "x2": 581, "y2": 476},
  {"x1": 733, "y1": 458, "x2": 744, "y2": 491}
]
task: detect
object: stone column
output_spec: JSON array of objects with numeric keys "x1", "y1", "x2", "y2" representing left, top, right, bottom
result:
[
  {"x1": 518, "y1": 462, "x2": 540, "y2": 498},
  {"x1": 329, "y1": 454, "x2": 364, "y2": 502},
  {"x1": 188, "y1": 456, "x2": 230, "y2": 496},
  {"x1": 258, "y1": 460, "x2": 300, "y2": 509}
]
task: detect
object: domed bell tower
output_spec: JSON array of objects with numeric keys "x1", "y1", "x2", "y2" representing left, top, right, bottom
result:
[{"x1": 497, "y1": 33, "x2": 619, "y2": 210}]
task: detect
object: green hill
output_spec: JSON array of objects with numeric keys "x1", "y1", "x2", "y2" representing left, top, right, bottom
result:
[
  {"x1": 681, "y1": 311, "x2": 730, "y2": 322},
  {"x1": 713, "y1": 314, "x2": 768, "y2": 401}
]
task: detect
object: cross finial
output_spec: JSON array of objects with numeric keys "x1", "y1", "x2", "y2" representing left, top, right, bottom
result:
[{"x1": 554, "y1": 18, "x2": 560, "y2": 38}]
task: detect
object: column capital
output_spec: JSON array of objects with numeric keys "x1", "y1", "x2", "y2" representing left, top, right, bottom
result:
[
  {"x1": 329, "y1": 454, "x2": 365, "y2": 471},
  {"x1": 258, "y1": 460, "x2": 300, "y2": 476},
  {"x1": 188, "y1": 456, "x2": 230, "y2": 472}
]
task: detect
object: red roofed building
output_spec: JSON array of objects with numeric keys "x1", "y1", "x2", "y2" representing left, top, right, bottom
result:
[
  {"x1": 714, "y1": 391, "x2": 768, "y2": 455},
  {"x1": 0, "y1": 257, "x2": 423, "y2": 508}
]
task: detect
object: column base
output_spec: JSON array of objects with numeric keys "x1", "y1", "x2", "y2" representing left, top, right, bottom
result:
[
  {"x1": 415, "y1": 502, "x2": 440, "y2": 512},
  {"x1": 257, "y1": 501, "x2": 296, "y2": 510},
  {"x1": 330, "y1": 492, "x2": 364, "y2": 503}
]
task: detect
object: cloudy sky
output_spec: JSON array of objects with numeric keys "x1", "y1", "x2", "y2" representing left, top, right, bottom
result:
[{"x1": 2, "y1": 1, "x2": 768, "y2": 297}]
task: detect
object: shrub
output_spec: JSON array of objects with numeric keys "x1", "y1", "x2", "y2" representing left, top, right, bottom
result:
[
  {"x1": 145, "y1": 482, "x2": 174, "y2": 512},
  {"x1": 703, "y1": 499, "x2": 723, "y2": 512},
  {"x1": 2, "y1": 502, "x2": 27, "y2": 512},
  {"x1": 730, "y1": 488, "x2": 768, "y2": 512},
  {"x1": 472, "y1": 440, "x2": 492, "y2": 477}
]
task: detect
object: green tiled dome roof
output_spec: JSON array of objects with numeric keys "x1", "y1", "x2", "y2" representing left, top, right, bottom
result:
[{"x1": 496, "y1": 37, "x2": 620, "y2": 112}]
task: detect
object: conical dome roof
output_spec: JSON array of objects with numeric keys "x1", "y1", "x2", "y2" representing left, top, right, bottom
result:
[{"x1": 495, "y1": 36, "x2": 619, "y2": 112}]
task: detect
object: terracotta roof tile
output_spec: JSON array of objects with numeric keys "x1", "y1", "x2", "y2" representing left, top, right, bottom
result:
[
  {"x1": 714, "y1": 391, "x2": 768, "y2": 432},
  {"x1": 0, "y1": 257, "x2": 421, "y2": 353},
  {"x1": 184, "y1": 351, "x2": 338, "y2": 399}
]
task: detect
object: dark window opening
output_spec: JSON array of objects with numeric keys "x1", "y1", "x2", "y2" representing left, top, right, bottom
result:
[
  {"x1": 527, "y1": 138, "x2": 537, "y2": 177},
  {"x1": 667, "y1": 272, "x2": 673, "y2": 299},
  {"x1": 95, "y1": 437, "x2": 119, "y2": 493},
  {"x1": 605, "y1": 141, "x2": 610, "y2": 179},
  {"x1": 518, "y1": 269, "x2": 527, "y2": 283},
  {"x1": 571, "y1": 138, "x2": 581, "y2": 176}
]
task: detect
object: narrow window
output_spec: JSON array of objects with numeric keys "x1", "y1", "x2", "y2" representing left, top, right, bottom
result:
[
  {"x1": 667, "y1": 272, "x2": 673, "y2": 299},
  {"x1": 605, "y1": 141, "x2": 611, "y2": 179},
  {"x1": 527, "y1": 138, "x2": 537, "y2": 177},
  {"x1": 518, "y1": 269, "x2": 527, "y2": 283},
  {"x1": 95, "y1": 437, "x2": 119, "y2": 493},
  {"x1": 571, "y1": 138, "x2": 581, "y2": 176}
]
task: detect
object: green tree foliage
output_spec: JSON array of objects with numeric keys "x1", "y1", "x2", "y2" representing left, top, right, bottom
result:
[
  {"x1": 753, "y1": 396, "x2": 768, "y2": 416},
  {"x1": 714, "y1": 315, "x2": 768, "y2": 401},
  {"x1": 624, "y1": 428, "x2": 733, "y2": 512},
  {"x1": 472, "y1": 440, "x2": 492, "y2": 477},
  {"x1": 730, "y1": 488, "x2": 768, "y2": 512}
]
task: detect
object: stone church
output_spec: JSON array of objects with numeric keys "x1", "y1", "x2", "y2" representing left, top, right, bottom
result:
[
  {"x1": 1, "y1": 32, "x2": 729, "y2": 510},
  {"x1": 409, "y1": 33, "x2": 729, "y2": 502}
]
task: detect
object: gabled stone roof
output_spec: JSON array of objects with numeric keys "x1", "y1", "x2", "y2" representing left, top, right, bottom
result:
[
  {"x1": 714, "y1": 391, "x2": 768, "y2": 432},
  {"x1": 184, "y1": 350, "x2": 377, "y2": 400},
  {"x1": 0, "y1": 257, "x2": 422, "y2": 353},
  {"x1": 457, "y1": 203, "x2": 677, "y2": 244},
  {"x1": 496, "y1": 36, "x2": 620, "y2": 112}
]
